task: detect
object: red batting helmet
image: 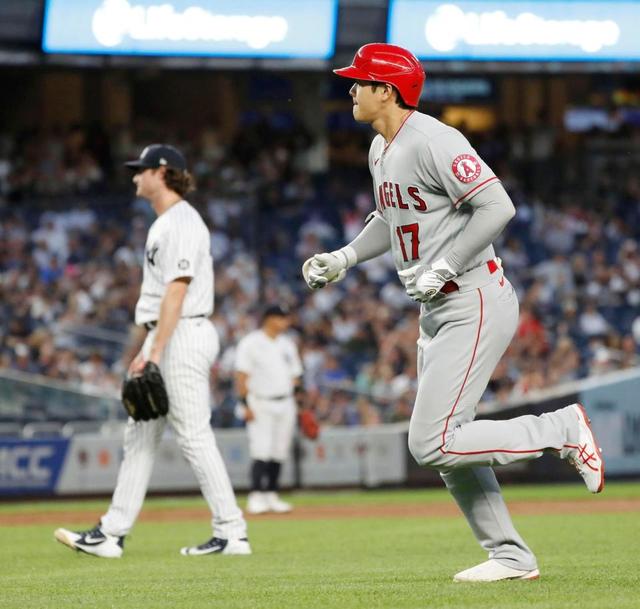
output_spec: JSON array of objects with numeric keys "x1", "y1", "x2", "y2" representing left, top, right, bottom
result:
[{"x1": 333, "y1": 43, "x2": 425, "y2": 108}]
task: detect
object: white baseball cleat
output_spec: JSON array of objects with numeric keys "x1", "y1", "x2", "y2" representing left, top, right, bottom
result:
[
  {"x1": 565, "y1": 403, "x2": 605, "y2": 493},
  {"x1": 54, "y1": 524, "x2": 124, "y2": 558},
  {"x1": 246, "y1": 491, "x2": 270, "y2": 515},
  {"x1": 264, "y1": 491, "x2": 293, "y2": 513},
  {"x1": 180, "y1": 536, "x2": 252, "y2": 556},
  {"x1": 453, "y1": 559, "x2": 540, "y2": 582}
]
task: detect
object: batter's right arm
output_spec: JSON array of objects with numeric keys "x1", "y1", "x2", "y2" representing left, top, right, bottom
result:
[{"x1": 302, "y1": 212, "x2": 391, "y2": 290}]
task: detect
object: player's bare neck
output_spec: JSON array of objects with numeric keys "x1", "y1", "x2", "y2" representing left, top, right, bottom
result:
[
  {"x1": 373, "y1": 107, "x2": 413, "y2": 144},
  {"x1": 262, "y1": 326, "x2": 280, "y2": 340},
  {"x1": 151, "y1": 191, "x2": 183, "y2": 216},
  {"x1": 262, "y1": 326, "x2": 279, "y2": 340}
]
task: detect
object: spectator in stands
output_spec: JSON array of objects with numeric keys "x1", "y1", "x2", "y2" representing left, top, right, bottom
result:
[{"x1": 579, "y1": 303, "x2": 611, "y2": 338}]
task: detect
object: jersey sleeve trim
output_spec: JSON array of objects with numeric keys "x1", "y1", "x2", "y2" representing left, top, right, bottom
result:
[
  {"x1": 365, "y1": 210, "x2": 388, "y2": 225},
  {"x1": 453, "y1": 176, "x2": 500, "y2": 209}
]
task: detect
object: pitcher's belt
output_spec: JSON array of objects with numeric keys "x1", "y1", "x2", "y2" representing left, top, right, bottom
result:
[{"x1": 143, "y1": 315, "x2": 206, "y2": 331}]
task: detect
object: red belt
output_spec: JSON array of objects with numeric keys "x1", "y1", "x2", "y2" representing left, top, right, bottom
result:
[{"x1": 441, "y1": 259, "x2": 499, "y2": 294}]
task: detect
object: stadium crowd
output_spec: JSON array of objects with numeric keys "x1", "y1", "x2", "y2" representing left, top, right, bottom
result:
[{"x1": 1, "y1": 114, "x2": 639, "y2": 428}]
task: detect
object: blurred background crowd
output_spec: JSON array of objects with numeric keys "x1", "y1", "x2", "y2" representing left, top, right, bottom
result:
[{"x1": 2, "y1": 111, "x2": 639, "y2": 428}]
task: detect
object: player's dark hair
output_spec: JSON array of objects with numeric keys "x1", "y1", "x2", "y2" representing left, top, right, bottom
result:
[
  {"x1": 369, "y1": 80, "x2": 413, "y2": 109},
  {"x1": 163, "y1": 167, "x2": 196, "y2": 197}
]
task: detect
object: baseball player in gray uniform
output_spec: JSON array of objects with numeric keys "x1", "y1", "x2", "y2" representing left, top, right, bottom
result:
[
  {"x1": 55, "y1": 144, "x2": 250, "y2": 558},
  {"x1": 234, "y1": 305, "x2": 304, "y2": 514},
  {"x1": 303, "y1": 44, "x2": 605, "y2": 583}
]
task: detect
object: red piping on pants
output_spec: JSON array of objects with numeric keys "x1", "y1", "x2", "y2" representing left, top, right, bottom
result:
[
  {"x1": 444, "y1": 447, "x2": 545, "y2": 455},
  {"x1": 439, "y1": 288, "x2": 484, "y2": 454},
  {"x1": 438, "y1": 287, "x2": 544, "y2": 457}
]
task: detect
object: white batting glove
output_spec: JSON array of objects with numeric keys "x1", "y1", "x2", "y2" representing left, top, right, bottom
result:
[
  {"x1": 302, "y1": 253, "x2": 346, "y2": 289},
  {"x1": 398, "y1": 258, "x2": 457, "y2": 303},
  {"x1": 302, "y1": 248, "x2": 356, "y2": 290}
]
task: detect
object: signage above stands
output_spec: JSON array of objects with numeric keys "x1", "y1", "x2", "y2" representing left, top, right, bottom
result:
[
  {"x1": 42, "y1": 0, "x2": 338, "y2": 59},
  {"x1": 421, "y1": 77, "x2": 494, "y2": 102},
  {"x1": 388, "y1": 1, "x2": 640, "y2": 61}
]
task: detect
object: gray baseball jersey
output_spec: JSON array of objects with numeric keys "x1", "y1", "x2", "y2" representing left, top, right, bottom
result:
[
  {"x1": 102, "y1": 199, "x2": 247, "y2": 541},
  {"x1": 368, "y1": 111, "x2": 498, "y2": 276},
  {"x1": 365, "y1": 110, "x2": 584, "y2": 572}
]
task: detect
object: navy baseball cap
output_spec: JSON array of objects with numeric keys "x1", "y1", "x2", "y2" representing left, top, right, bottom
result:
[
  {"x1": 124, "y1": 144, "x2": 187, "y2": 171},
  {"x1": 262, "y1": 305, "x2": 291, "y2": 320}
]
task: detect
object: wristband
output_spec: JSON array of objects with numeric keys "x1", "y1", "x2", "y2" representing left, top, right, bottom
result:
[{"x1": 331, "y1": 245, "x2": 358, "y2": 269}]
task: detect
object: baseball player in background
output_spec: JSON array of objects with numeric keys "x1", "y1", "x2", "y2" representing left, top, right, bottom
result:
[
  {"x1": 234, "y1": 305, "x2": 304, "y2": 514},
  {"x1": 303, "y1": 44, "x2": 605, "y2": 583},
  {"x1": 55, "y1": 144, "x2": 250, "y2": 558}
]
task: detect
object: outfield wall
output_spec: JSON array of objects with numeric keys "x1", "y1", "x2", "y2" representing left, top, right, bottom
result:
[
  {"x1": 1, "y1": 369, "x2": 639, "y2": 496},
  {"x1": 0, "y1": 424, "x2": 409, "y2": 496}
]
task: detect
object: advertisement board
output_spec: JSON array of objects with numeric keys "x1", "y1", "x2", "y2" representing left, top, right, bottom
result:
[
  {"x1": 46, "y1": 424, "x2": 406, "y2": 495},
  {"x1": 43, "y1": 0, "x2": 338, "y2": 59},
  {"x1": 388, "y1": 1, "x2": 640, "y2": 61},
  {"x1": 3, "y1": 370, "x2": 638, "y2": 497},
  {"x1": 0, "y1": 438, "x2": 69, "y2": 495},
  {"x1": 581, "y1": 375, "x2": 640, "y2": 475}
]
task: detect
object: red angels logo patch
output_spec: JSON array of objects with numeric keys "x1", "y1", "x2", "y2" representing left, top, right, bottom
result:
[{"x1": 452, "y1": 154, "x2": 481, "y2": 184}]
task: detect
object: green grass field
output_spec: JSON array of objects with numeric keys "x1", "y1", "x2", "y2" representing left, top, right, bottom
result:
[{"x1": 2, "y1": 483, "x2": 639, "y2": 609}]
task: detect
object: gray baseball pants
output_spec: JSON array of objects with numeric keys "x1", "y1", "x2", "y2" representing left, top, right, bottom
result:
[{"x1": 408, "y1": 268, "x2": 579, "y2": 570}]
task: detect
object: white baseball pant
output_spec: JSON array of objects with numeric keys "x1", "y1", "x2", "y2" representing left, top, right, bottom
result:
[
  {"x1": 246, "y1": 396, "x2": 297, "y2": 462},
  {"x1": 101, "y1": 318, "x2": 247, "y2": 540}
]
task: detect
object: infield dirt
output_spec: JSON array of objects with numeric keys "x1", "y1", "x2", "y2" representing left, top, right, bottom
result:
[{"x1": 2, "y1": 496, "x2": 637, "y2": 526}]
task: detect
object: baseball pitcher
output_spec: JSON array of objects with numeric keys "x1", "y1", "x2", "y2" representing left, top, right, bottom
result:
[{"x1": 55, "y1": 144, "x2": 250, "y2": 558}]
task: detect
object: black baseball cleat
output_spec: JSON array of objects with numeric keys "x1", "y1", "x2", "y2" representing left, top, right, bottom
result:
[
  {"x1": 54, "y1": 524, "x2": 124, "y2": 558},
  {"x1": 180, "y1": 536, "x2": 252, "y2": 556}
]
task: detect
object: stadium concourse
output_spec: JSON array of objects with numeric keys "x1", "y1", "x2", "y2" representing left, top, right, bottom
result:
[{"x1": 0, "y1": 118, "x2": 639, "y2": 430}]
